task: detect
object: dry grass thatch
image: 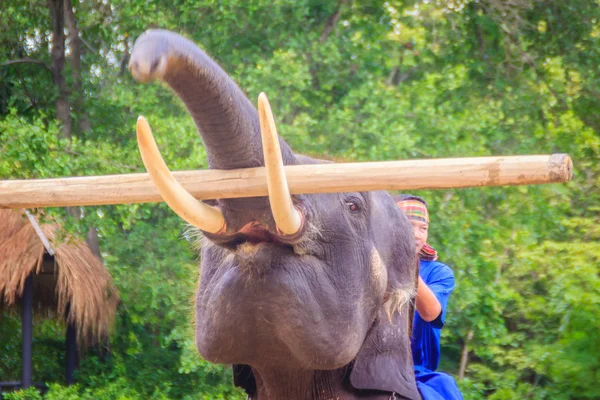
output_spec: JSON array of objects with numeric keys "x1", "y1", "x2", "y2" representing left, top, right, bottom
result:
[{"x1": 0, "y1": 209, "x2": 119, "y2": 347}]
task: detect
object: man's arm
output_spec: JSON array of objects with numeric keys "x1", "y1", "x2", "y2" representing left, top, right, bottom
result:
[{"x1": 415, "y1": 276, "x2": 442, "y2": 322}]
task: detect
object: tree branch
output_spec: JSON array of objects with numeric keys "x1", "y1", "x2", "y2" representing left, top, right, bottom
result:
[
  {"x1": 319, "y1": 0, "x2": 348, "y2": 43},
  {"x1": 386, "y1": 66, "x2": 399, "y2": 86},
  {"x1": 119, "y1": 37, "x2": 130, "y2": 76},
  {"x1": 48, "y1": 0, "x2": 72, "y2": 138},
  {"x1": 15, "y1": 68, "x2": 40, "y2": 114},
  {"x1": 80, "y1": 35, "x2": 97, "y2": 53},
  {"x1": 65, "y1": 0, "x2": 91, "y2": 134},
  {"x1": 458, "y1": 329, "x2": 474, "y2": 379},
  {"x1": 1, "y1": 58, "x2": 51, "y2": 71}
]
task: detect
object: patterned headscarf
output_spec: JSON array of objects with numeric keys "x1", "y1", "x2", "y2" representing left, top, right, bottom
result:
[{"x1": 396, "y1": 198, "x2": 439, "y2": 261}]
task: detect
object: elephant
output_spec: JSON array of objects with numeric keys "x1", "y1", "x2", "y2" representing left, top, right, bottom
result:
[{"x1": 129, "y1": 29, "x2": 421, "y2": 400}]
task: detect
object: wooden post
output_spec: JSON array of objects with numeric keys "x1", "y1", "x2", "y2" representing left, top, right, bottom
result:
[
  {"x1": 65, "y1": 309, "x2": 77, "y2": 385},
  {"x1": 0, "y1": 154, "x2": 573, "y2": 209},
  {"x1": 21, "y1": 275, "x2": 33, "y2": 389}
]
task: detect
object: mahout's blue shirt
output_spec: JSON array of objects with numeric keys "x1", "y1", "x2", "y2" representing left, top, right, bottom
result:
[
  {"x1": 411, "y1": 259, "x2": 463, "y2": 399},
  {"x1": 411, "y1": 259, "x2": 456, "y2": 372}
]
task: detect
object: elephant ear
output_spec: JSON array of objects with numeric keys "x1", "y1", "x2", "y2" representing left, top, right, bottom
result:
[
  {"x1": 232, "y1": 364, "x2": 256, "y2": 397},
  {"x1": 350, "y1": 217, "x2": 421, "y2": 400},
  {"x1": 349, "y1": 304, "x2": 421, "y2": 399}
]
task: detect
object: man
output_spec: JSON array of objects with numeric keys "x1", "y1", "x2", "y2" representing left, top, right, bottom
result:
[{"x1": 395, "y1": 195, "x2": 463, "y2": 400}]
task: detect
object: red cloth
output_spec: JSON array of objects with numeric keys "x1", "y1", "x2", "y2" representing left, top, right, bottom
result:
[{"x1": 419, "y1": 243, "x2": 438, "y2": 261}]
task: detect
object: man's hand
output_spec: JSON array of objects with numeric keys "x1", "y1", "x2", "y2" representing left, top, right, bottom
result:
[{"x1": 415, "y1": 276, "x2": 442, "y2": 322}]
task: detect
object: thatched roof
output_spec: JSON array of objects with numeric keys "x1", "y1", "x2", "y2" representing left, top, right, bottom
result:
[{"x1": 0, "y1": 209, "x2": 119, "y2": 347}]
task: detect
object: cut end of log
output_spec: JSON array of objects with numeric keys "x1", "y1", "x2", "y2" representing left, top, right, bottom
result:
[{"x1": 548, "y1": 153, "x2": 573, "y2": 183}]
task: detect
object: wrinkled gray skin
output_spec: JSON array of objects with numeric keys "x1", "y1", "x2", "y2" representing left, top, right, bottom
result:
[{"x1": 129, "y1": 29, "x2": 421, "y2": 400}]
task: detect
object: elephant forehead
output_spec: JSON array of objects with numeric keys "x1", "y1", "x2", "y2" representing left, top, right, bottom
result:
[{"x1": 370, "y1": 248, "x2": 387, "y2": 296}]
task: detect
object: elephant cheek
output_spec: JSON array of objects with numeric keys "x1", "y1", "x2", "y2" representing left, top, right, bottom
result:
[{"x1": 370, "y1": 248, "x2": 388, "y2": 298}]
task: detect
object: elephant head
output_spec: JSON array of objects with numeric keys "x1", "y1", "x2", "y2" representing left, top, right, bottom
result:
[{"x1": 129, "y1": 29, "x2": 421, "y2": 400}]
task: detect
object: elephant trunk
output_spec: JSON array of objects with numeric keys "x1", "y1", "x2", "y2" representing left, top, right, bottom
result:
[
  {"x1": 130, "y1": 30, "x2": 303, "y2": 236},
  {"x1": 129, "y1": 29, "x2": 295, "y2": 170}
]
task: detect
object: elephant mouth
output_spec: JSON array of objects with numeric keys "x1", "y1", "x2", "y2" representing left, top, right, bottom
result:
[
  {"x1": 207, "y1": 221, "x2": 303, "y2": 252},
  {"x1": 135, "y1": 94, "x2": 304, "y2": 239}
]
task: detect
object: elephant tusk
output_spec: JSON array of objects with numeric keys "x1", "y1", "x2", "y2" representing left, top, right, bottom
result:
[
  {"x1": 136, "y1": 116, "x2": 226, "y2": 234},
  {"x1": 257, "y1": 93, "x2": 303, "y2": 236}
]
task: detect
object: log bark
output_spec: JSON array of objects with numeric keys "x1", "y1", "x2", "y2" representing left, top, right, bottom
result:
[{"x1": 0, "y1": 154, "x2": 573, "y2": 209}]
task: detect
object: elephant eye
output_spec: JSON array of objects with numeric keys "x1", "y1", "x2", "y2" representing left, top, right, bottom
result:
[{"x1": 345, "y1": 197, "x2": 362, "y2": 212}]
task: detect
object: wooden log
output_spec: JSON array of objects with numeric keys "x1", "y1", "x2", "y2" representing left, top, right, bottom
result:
[{"x1": 0, "y1": 154, "x2": 572, "y2": 209}]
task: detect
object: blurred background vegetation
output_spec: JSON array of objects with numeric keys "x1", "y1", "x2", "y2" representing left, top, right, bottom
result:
[{"x1": 1, "y1": 0, "x2": 598, "y2": 399}]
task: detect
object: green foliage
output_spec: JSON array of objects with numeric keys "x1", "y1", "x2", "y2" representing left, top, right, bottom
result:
[
  {"x1": 2, "y1": 387, "x2": 43, "y2": 400},
  {"x1": 1, "y1": 0, "x2": 599, "y2": 399}
]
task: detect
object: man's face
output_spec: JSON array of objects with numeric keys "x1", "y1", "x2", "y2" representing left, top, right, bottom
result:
[{"x1": 410, "y1": 219, "x2": 429, "y2": 254}]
